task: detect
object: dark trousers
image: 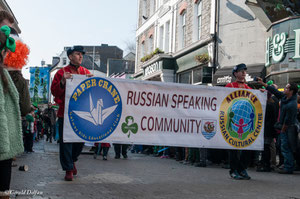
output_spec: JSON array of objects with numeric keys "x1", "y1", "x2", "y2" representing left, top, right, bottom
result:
[
  {"x1": 229, "y1": 150, "x2": 251, "y2": 173},
  {"x1": 45, "y1": 122, "x2": 55, "y2": 142},
  {"x1": 24, "y1": 133, "x2": 33, "y2": 152},
  {"x1": 103, "y1": 147, "x2": 109, "y2": 157},
  {"x1": 114, "y1": 144, "x2": 128, "y2": 158},
  {"x1": 58, "y1": 118, "x2": 84, "y2": 171},
  {"x1": 0, "y1": 159, "x2": 12, "y2": 191},
  {"x1": 261, "y1": 144, "x2": 271, "y2": 169}
]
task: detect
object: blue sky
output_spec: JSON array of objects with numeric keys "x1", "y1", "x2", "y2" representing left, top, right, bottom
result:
[{"x1": 8, "y1": 0, "x2": 138, "y2": 79}]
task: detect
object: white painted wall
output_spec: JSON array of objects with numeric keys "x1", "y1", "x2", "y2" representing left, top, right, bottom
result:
[{"x1": 217, "y1": 0, "x2": 271, "y2": 68}]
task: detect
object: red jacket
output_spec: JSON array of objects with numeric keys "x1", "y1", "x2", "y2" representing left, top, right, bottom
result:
[
  {"x1": 225, "y1": 82, "x2": 252, "y2": 89},
  {"x1": 51, "y1": 65, "x2": 90, "y2": 117}
]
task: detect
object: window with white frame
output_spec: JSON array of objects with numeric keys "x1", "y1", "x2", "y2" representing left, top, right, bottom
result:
[
  {"x1": 142, "y1": 0, "x2": 147, "y2": 23},
  {"x1": 157, "y1": 0, "x2": 162, "y2": 9},
  {"x1": 197, "y1": 1, "x2": 202, "y2": 40},
  {"x1": 159, "y1": 25, "x2": 164, "y2": 50},
  {"x1": 178, "y1": 67, "x2": 212, "y2": 85},
  {"x1": 181, "y1": 12, "x2": 186, "y2": 48},
  {"x1": 148, "y1": 36, "x2": 153, "y2": 54},
  {"x1": 150, "y1": 0, "x2": 155, "y2": 16},
  {"x1": 165, "y1": 21, "x2": 170, "y2": 53},
  {"x1": 140, "y1": 42, "x2": 145, "y2": 59}
]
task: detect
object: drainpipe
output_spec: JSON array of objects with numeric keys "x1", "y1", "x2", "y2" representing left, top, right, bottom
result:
[{"x1": 210, "y1": 0, "x2": 218, "y2": 74}]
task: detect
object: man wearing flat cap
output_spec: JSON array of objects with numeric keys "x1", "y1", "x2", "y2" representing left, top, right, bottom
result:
[
  {"x1": 51, "y1": 45, "x2": 92, "y2": 181},
  {"x1": 225, "y1": 63, "x2": 252, "y2": 180}
]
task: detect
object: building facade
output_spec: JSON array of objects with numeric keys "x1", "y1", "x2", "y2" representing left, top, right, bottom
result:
[
  {"x1": 265, "y1": 17, "x2": 300, "y2": 88},
  {"x1": 212, "y1": 0, "x2": 269, "y2": 86},
  {"x1": 0, "y1": 0, "x2": 21, "y2": 33},
  {"x1": 134, "y1": 0, "x2": 215, "y2": 85}
]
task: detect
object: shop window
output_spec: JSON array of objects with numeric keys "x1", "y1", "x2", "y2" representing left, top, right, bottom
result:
[
  {"x1": 193, "y1": 68, "x2": 202, "y2": 84},
  {"x1": 178, "y1": 67, "x2": 212, "y2": 84},
  {"x1": 178, "y1": 70, "x2": 192, "y2": 84}
]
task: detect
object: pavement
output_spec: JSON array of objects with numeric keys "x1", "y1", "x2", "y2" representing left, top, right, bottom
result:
[{"x1": 8, "y1": 140, "x2": 300, "y2": 199}]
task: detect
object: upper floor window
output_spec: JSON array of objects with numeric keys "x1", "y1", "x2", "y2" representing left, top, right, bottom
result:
[
  {"x1": 197, "y1": 1, "x2": 202, "y2": 40},
  {"x1": 157, "y1": 0, "x2": 163, "y2": 9},
  {"x1": 142, "y1": 0, "x2": 147, "y2": 23},
  {"x1": 148, "y1": 36, "x2": 153, "y2": 54},
  {"x1": 150, "y1": 0, "x2": 155, "y2": 16},
  {"x1": 181, "y1": 12, "x2": 186, "y2": 48},
  {"x1": 140, "y1": 42, "x2": 145, "y2": 60},
  {"x1": 159, "y1": 25, "x2": 164, "y2": 50},
  {"x1": 164, "y1": 21, "x2": 170, "y2": 53}
]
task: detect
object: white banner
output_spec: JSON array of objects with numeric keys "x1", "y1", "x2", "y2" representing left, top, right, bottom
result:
[{"x1": 64, "y1": 75, "x2": 266, "y2": 150}]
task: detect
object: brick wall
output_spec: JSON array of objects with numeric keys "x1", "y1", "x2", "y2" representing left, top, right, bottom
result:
[{"x1": 175, "y1": 0, "x2": 211, "y2": 52}]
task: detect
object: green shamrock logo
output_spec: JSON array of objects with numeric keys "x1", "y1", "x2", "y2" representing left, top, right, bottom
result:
[{"x1": 121, "y1": 116, "x2": 138, "y2": 138}]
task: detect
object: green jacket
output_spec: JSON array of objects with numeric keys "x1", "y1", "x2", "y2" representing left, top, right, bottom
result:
[{"x1": 0, "y1": 69, "x2": 24, "y2": 161}]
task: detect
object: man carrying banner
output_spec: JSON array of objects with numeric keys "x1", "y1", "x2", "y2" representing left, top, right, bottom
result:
[
  {"x1": 257, "y1": 78, "x2": 298, "y2": 174},
  {"x1": 51, "y1": 46, "x2": 92, "y2": 181},
  {"x1": 225, "y1": 63, "x2": 252, "y2": 180}
]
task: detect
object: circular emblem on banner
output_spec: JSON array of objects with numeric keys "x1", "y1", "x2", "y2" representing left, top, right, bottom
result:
[
  {"x1": 68, "y1": 77, "x2": 122, "y2": 141},
  {"x1": 219, "y1": 90, "x2": 263, "y2": 148}
]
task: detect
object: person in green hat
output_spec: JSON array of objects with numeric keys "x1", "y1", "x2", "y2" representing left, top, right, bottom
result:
[{"x1": 0, "y1": 25, "x2": 23, "y2": 195}]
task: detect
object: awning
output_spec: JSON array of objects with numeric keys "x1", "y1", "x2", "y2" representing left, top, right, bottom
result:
[{"x1": 212, "y1": 64, "x2": 266, "y2": 86}]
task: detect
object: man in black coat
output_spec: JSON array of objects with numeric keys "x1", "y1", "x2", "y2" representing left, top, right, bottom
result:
[{"x1": 257, "y1": 78, "x2": 298, "y2": 174}]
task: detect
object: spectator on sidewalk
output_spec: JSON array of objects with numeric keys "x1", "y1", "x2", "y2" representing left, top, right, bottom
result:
[
  {"x1": 43, "y1": 102, "x2": 56, "y2": 143},
  {"x1": 94, "y1": 143, "x2": 110, "y2": 160},
  {"x1": 24, "y1": 109, "x2": 35, "y2": 153},
  {"x1": 51, "y1": 45, "x2": 92, "y2": 181},
  {"x1": 0, "y1": 25, "x2": 23, "y2": 193},
  {"x1": 257, "y1": 78, "x2": 298, "y2": 174},
  {"x1": 114, "y1": 144, "x2": 128, "y2": 159},
  {"x1": 256, "y1": 89, "x2": 277, "y2": 172}
]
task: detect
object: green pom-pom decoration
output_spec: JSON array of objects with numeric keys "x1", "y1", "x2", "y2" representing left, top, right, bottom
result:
[{"x1": 267, "y1": 80, "x2": 273, "y2": 85}]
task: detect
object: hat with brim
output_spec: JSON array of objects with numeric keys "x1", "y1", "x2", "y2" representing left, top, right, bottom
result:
[
  {"x1": 67, "y1": 45, "x2": 85, "y2": 57},
  {"x1": 232, "y1": 63, "x2": 247, "y2": 77}
]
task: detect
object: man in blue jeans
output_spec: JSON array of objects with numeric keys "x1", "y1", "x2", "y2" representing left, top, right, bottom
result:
[
  {"x1": 257, "y1": 78, "x2": 298, "y2": 174},
  {"x1": 51, "y1": 46, "x2": 92, "y2": 181}
]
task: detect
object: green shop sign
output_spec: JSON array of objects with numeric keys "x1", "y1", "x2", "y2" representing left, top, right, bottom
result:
[{"x1": 265, "y1": 29, "x2": 300, "y2": 67}]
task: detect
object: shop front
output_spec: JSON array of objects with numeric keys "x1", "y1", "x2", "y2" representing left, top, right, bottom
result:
[
  {"x1": 141, "y1": 55, "x2": 175, "y2": 82},
  {"x1": 175, "y1": 46, "x2": 212, "y2": 85},
  {"x1": 212, "y1": 64, "x2": 266, "y2": 87},
  {"x1": 265, "y1": 16, "x2": 300, "y2": 88}
]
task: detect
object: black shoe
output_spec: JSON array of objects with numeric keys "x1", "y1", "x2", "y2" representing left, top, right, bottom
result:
[
  {"x1": 115, "y1": 156, "x2": 120, "y2": 159},
  {"x1": 256, "y1": 167, "x2": 271, "y2": 172},
  {"x1": 278, "y1": 170, "x2": 293, "y2": 174},
  {"x1": 239, "y1": 170, "x2": 251, "y2": 180},
  {"x1": 123, "y1": 154, "x2": 128, "y2": 159},
  {"x1": 103, "y1": 156, "x2": 107, "y2": 160}
]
